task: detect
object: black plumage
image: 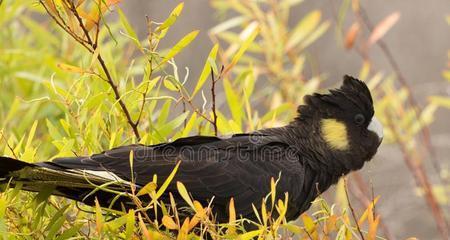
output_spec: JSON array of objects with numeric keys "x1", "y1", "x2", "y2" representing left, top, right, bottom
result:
[{"x1": 0, "y1": 75, "x2": 382, "y2": 225}]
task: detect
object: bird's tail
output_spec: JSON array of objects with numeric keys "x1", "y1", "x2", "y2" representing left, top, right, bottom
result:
[{"x1": 0, "y1": 156, "x2": 131, "y2": 207}]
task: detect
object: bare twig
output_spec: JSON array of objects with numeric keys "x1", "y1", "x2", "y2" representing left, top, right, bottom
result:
[
  {"x1": 211, "y1": 67, "x2": 219, "y2": 136},
  {"x1": 357, "y1": 6, "x2": 441, "y2": 182},
  {"x1": 350, "y1": 173, "x2": 396, "y2": 240},
  {"x1": 0, "y1": 130, "x2": 18, "y2": 159},
  {"x1": 385, "y1": 110, "x2": 449, "y2": 239},
  {"x1": 39, "y1": 0, "x2": 141, "y2": 140},
  {"x1": 328, "y1": 1, "x2": 448, "y2": 238},
  {"x1": 344, "y1": 177, "x2": 366, "y2": 240},
  {"x1": 39, "y1": 1, "x2": 93, "y2": 52}
]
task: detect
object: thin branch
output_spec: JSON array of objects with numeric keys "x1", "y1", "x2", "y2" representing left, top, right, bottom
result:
[
  {"x1": 0, "y1": 130, "x2": 18, "y2": 159},
  {"x1": 344, "y1": 177, "x2": 366, "y2": 240},
  {"x1": 39, "y1": 1, "x2": 93, "y2": 52},
  {"x1": 40, "y1": 0, "x2": 141, "y2": 140},
  {"x1": 356, "y1": 6, "x2": 442, "y2": 182},
  {"x1": 350, "y1": 173, "x2": 396, "y2": 240},
  {"x1": 211, "y1": 67, "x2": 218, "y2": 136},
  {"x1": 385, "y1": 110, "x2": 449, "y2": 239}
]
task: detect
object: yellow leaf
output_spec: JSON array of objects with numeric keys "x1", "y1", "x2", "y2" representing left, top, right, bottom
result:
[
  {"x1": 227, "y1": 198, "x2": 236, "y2": 235},
  {"x1": 138, "y1": 213, "x2": 152, "y2": 240},
  {"x1": 224, "y1": 22, "x2": 259, "y2": 74},
  {"x1": 129, "y1": 150, "x2": 134, "y2": 182},
  {"x1": 95, "y1": 198, "x2": 103, "y2": 233},
  {"x1": 358, "y1": 196, "x2": 380, "y2": 226},
  {"x1": 136, "y1": 181, "x2": 157, "y2": 196},
  {"x1": 106, "y1": 0, "x2": 122, "y2": 6},
  {"x1": 176, "y1": 181, "x2": 195, "y2": 209},
  {"x1": 188, "y1": 201, "x2": 206, "y2": 231},
  {"x1": 261, "y1": 199, "x2": 267, "y2": 226},
  {"x1": 78, "y1": 8, "x2": 99, "y2": 32},
  {"x1": 43, "y1": 0, "x2": 58, "y2": 17},
  {"x1": 270, "y1": 177, "x2": 276, "y2": 208},
  {"x1": 359, "y1": 60, "x2": 371, "y2": 80},
  {"x1": 192, "y1": 43, "x2": 219, "y2": 98},
  {"x1": 281, "y1": 223, "x2": 302, "y2": 234},
  {"x1": 301, "y1": 214, "x2": 316, "y2": 233},
  {"x1": 368, "y1": 12, "x2": 400, "y2": 46},
  {"x1": 57, "y1": 63, "x2": 84, "y2": 74},
  {"x1": 160, "y1": 30, "x2": 199, "y2": 66},
  {"x1": 156, "y1": 161, "x2": 180, "y2": 199},
  {"x1": 286, "y1": 10, "x2": 321, "y2": 50},
  {"x1": 177, "y1": 218, "x2": 190, "y2": 240},
  {"x1": 367, "y1": 215, "x2": 380, "y2": 240},
  {"x1": 163, "y1": 78, "x2": 178, "y2": 91},
  {"x1": 162, "y1": 215, "x2": 178, "y2": 230},
  {"x1": 430, "y1": 96, "x2": 450, "y2": 109},
  {"x1": 237, "y1": 229, "x2": 263, "y2": 240},
  {"x1": 156, "y1": 2, "x2": 184, "y2": 33}
]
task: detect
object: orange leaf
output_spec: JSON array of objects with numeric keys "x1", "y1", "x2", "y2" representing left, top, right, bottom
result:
[
  {"x1": 368, "y1": 12, "x2": 400, "y2": 46},
  {"x1": 227, "y1": 198, "x2": 237, "y2": 235},
  {"x1": 106, "y1": 0, "x2": 122, "y2": 6},
  {"x1": 324, "y1": 215, "x2": 338, "y2": 234},
  {"x1": 138, "y1": 213, "x2": 152, "y2": 240},
  {"x1": 43, "y1": 0, "x2": 58, "y2": 16},
  {"x1": 344, "y1": 22, "x2": 360, "y2": 49},
  {"x1": 358, "y1": 196, "x2": 380, "y2": 226},
  {"x1": 78, "y1": 8, "x2": 99, "y2": 32},
  {"x1": 57, "y1": 63, "x2": 84, "y2": 74},
  {"x1": 177, "y1": 218, "x2": 190, "y2": 240},
  {"x1": 94, "y1": 198, "x2": 103, "y2": 233},
  {"x1": 367, "y1": 215, "x2": 380, "y2": 240},
  {"x1": 162, "y1": 215, "x2": 178, "y2": 230}
]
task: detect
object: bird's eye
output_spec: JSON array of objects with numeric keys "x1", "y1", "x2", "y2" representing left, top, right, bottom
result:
[{"x1": 354, "y1": 114, "x2": 365, "y2": 126}]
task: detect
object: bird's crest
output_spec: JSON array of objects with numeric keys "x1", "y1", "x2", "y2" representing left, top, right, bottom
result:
[{"x1": 296, "y1": 75, "x2": 374, "y2": 121}]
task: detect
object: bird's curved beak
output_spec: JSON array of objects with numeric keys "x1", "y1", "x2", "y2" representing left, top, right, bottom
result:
[{"x1": 368, "y1": 116, "x2": 383, "y2": 143}]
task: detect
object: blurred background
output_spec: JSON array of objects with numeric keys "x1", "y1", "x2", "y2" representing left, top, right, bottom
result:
[{"x1": 119, "y1": 1, "x2": 450, "y2": 239}]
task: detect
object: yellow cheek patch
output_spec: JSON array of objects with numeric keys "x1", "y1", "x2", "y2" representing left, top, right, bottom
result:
[{"x1": 320, "y1": 119, "x2": 349, "y2": 150}]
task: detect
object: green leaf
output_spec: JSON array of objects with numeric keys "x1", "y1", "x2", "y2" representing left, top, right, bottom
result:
[
  {"x1": 118, "y1": 8, "x2": 141, "y2": 48},
  {"x1": 192, "y1": 44, "x2": 219, "y2": 97},
  {"x1": 158, "y1": 111, "x2": 189, "y2": 137},
  {"x1": 55, "y1": 224, "x2": 83, "y2": 240},
  {"x1": 180, "y1": 112, "x2": 198, "y2": 137},
  {"x1": 177, "y1": 181, "x2": 195, "y2": 210},
  {"x1": 125, "y1": 209, "x2": 135, "y2": 239},
  {"x1": 25, "y1": 120, "x2": 38, "y2": 150},
  {"x1": 160, "y1": 30, "x2": 199, "y2": 66},
  {"x1": 156, "y1": 161, "x2": 181, "y2": 199},
  {"x1": 46, "y1": 119, "x2": 62, "y2": 141},
  {"x1": 223, "y1": 79, "x2": 242, "y2": 127},
  {"x1": 156, "y1": 2, "x2": 184, "y2": 37},
  {"x1": 105, "y1": 213, "x2": 128, "y2": 231},
  {"x1": 163, "y1": 78, "x2": 179, "y2": 91},
  {"x1": 44, "y1": 205, "x2": 70, "y2": 240},
  {"x1": 157, "y1": 100, "x2": 172, "y2": 126}
]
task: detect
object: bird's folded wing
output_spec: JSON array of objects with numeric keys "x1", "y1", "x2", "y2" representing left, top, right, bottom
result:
[{"x1": 52, "y1": 134, "x2": 306, "y2": 218}]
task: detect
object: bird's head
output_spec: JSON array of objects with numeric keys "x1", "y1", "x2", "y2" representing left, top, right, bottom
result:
[{"x1": 295, "y1": 75, "x2": 383, "y2": 171}]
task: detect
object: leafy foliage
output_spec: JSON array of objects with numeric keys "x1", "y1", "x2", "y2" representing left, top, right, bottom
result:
[{"x1": 0, "y1": 0, "x2": 447, "y2": 239}]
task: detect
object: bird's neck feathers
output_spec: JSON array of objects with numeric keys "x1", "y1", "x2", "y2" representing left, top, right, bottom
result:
[{"x1": 286, "y1": 120, "x2": 364, "y2": 176}]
